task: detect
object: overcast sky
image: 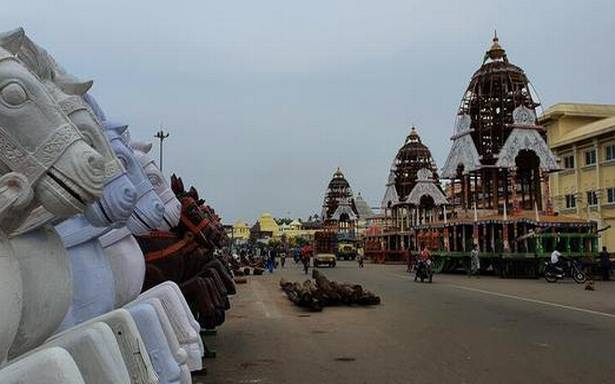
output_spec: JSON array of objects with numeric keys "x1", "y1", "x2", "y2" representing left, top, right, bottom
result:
[{"x1": 4, "y1": 1, "x2": 614, "y2": 224}]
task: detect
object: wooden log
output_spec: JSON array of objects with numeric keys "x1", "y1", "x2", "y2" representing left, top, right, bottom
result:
[{"x1": 280, "y1": 271, "x2": 380, "y2": 310}]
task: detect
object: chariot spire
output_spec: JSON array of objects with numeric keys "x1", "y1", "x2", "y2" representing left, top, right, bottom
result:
[{"x1": 485, "y1": 30, "x2": 507, "y2": 62}]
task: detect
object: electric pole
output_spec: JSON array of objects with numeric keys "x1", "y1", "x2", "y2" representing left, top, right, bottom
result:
[{"x1": 154, "y1": 126, "x2": 170, "y2": 171}]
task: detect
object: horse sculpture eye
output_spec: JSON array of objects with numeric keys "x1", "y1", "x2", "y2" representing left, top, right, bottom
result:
[{"x1": 1, "y1": 82, "x2": 28, "y2": 106}]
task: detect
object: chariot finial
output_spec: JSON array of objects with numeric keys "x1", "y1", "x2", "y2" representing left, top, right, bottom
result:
[{"x1": 485, "y1": 29, "x2": 507, "y2": 62}]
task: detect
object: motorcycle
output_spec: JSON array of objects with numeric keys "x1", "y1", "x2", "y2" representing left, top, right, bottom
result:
[
  {"x1": 414, "y1": 259, "x2": 433, "y2": 283},
  {"x1": 544, "y1": 260, "x2": 586, "y2": 284}
]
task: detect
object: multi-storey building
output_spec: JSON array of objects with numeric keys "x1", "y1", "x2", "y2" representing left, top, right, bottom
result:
[{"x1": 539, "y1": 103, "x2": 615, "y2": 251}]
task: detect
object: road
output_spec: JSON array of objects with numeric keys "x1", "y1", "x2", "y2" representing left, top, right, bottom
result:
[{"x1": 197, "y1": 261, "x2": 615, "y2": 384}]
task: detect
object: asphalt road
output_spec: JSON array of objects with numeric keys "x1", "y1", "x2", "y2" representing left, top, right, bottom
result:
[{"x1": 198, "y1": 261, "x2": 615, "y2": 384}]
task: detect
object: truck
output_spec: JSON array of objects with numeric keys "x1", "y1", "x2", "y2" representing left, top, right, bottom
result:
[
  {"x1": 313, "y1": 230, "x2": 337, "y2": 268},
  {"x1": 336, "y1": 239, "x2": 357, "y2": 261}
]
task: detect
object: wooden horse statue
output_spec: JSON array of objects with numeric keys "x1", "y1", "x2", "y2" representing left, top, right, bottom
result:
[
  {"x1": 129, "y1": 139, "x2": 204, "y2": 376},
  {"x1": 137, "y1": 175, "x2": 235, "y2": 330}
]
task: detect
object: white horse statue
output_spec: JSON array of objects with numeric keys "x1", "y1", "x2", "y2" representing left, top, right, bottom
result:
[
  {"x1": 0, "y1": 30, "x2": 139, "y2": 360},
  {"x1": 0, "y1": 29, "x2": 145, "y2": 384},
  {"x1": 0, "y1": 34, "x2": 105, "y2": 375},
  {"x1": 86, "y1": 94, "x2": 205, "y2": 374}
]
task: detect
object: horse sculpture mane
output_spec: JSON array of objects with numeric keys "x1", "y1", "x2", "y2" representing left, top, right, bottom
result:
[{"x1": 4, "y1": 28, "x2": 92, "y2": 96}]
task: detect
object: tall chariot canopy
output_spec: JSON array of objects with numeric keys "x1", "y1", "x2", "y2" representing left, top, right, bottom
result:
[
  {"x1": 392, "y1": 127, "x2": 438, "y2": 202},
  {"x1": 441, "y1": 33, "x2": 559, "y2": 212},
  {"x1": 321, "y1": 167, "x2": 358, "y2": 222}
]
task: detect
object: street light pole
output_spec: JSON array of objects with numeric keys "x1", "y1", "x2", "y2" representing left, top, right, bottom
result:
[{"x1": 154, "y1": 127, "x2": 170, "y2": 171}]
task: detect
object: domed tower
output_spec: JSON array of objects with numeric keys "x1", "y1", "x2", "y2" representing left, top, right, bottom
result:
[
  {"x1": 321, "y1": 167, "x2": 358, "y2": 222},
  {"x1": 393, "y1": 126, "x2": 438, "y2": 201},
  {"x1": 377, "y1": 126, "x2": 447, "y2": 262},
  {"x1": 442, "y1": 33, "x2": 558, "y2": 213},
  {"x1": 382, "y1": 126, "x2": 447, "y2": 229}
]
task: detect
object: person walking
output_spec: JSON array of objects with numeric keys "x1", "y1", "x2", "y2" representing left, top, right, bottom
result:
[
  {"x1": 270, "y1": 246, "x2": 277, "y2": 270},
  {"x1": 301, "y1": 246, "x2": 311, "y2": 275},
  {"x1": 266, "y1": 247, "x2": 274, "y2": 273},
  {"x1": 281, "y1": 250, "x2": 286, "y2": 268},
  {"x1": 469, "y1": 244, "x2": 480, "y2": 278},
  {"x1": 302, "y1": 253, "x2": 310, "y2": 274},
  {"x1": 600, "y1": 246, "x2": 610, "y2": 281},
  {"x1": 293, "y1": 247, "x2": 301, "y2": 264}
]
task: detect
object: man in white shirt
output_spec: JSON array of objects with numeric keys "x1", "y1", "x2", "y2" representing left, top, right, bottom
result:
[
  {"x1": 551, "y1": 249, "x2": 561, "y2": 264},
  {"x1": 550, "y1": 249, "x2": 564, "y2": 276}
]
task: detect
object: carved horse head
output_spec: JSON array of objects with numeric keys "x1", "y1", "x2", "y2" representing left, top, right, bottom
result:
[
  {"x1": 170, "y1": 175, "x2": 226, "y2": 249},
  {"x1": 192, "y1": 188, "x2": 227, "y2": 247},
  {"x1": 0, "y1": 34, "x2": 105, "y2": 226},
  {"x1": 0, "y1": 29, "x2": 138, "y2": 226},
  {"x1": 130, "y1": 140, "x2": 181, "y2": 231},
  {"x1": 102, "y1": 120, "x2": 164, "y2": 235},
  {"x1": 188, "y1": 186, "x2": 227, "y2": 246}
]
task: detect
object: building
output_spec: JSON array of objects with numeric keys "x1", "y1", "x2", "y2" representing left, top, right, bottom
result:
[
  {"x1": 539, "y1": 103, "x2": 615, "y2": 250},
  {"x1": 279, "y1": 219, "x2": 318, "y2": 242},
  {"x1": 250, "y1": 213, "x2": 279, "y2": 240},
  {"x1": 232, "y1": 220, "x2": 251, "y2": 242}
]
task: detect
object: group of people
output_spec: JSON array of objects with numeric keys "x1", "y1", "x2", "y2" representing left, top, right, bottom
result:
[{"x1": 258, "y1": 244, "x2": 314, "y2": 274}]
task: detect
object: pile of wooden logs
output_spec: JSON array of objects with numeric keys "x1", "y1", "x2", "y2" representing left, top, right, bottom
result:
[{"x1": 279, "y1": 270, "x2": 381, "y2": 311}]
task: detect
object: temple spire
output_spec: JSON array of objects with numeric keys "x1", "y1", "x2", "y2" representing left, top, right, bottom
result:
[
  {"x1": 406, "y1": 125, "x2": 421, "y2": 144},
  {"x1": 485, "y1": 30, "x2": 507, "y2": 62}
]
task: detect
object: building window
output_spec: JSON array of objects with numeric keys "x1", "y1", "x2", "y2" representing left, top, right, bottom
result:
[
  {"x1": 608, "y1": 188, "x2": 615, "y2": 204},
  {"x1": 565, "y1": 194, "x2": 576, "y2": 209},
  {"x1": 585, "y1": 150, "x2": 597, "y2": 165},
  {"x1": 587, "y1": 191, "x2": 598, "y2": 206},
  {"x1": 562, "y1": 155, "x2": 575, "y2": 169},
  {"x1": 606, "y1": 144, "x2": 615, "y2": 161}
]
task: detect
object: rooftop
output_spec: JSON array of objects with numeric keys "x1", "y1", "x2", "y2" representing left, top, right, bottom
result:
[
  {"x1": 551, "y1": 116, "x2": 615, "y2": 148},
  {"x1": 539, "y1": 103, "x2": 615, "y2": 123}
]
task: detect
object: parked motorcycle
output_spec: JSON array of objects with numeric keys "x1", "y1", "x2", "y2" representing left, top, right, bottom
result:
[
  {"x1": 414, "y1": 259, "x2": 433, "y2": 283},
  {"x1": 544, "y1": 260, "x2": 586, "y2": 284}
]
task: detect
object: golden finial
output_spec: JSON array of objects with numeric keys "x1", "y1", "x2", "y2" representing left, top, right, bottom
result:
[
  {"x1": 406, "y1": 125, "x2": 420, "y2": 143},
  {"x1": 485, "y1": 29, "x2": 506, "y2": 62}
]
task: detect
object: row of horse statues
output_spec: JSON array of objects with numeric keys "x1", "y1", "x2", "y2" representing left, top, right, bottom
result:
[{"x1": 0, "y1": 27, "x2": 235, "y2": 383}]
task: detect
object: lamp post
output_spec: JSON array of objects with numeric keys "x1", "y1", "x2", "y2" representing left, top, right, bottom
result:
[{"x1": 154, "y1": 128, "x2": 170, "y2": 171}]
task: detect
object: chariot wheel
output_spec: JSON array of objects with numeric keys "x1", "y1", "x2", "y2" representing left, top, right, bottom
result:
[
  {"x1": 432, "y1": 257, "x2": 445, "y2": 274},
  {"x1": 492, "y1": 259, "x2": 504, "y2": 277},
  {"x1": 442, "y1": 258, "x2": 456, "y2": 273}
]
